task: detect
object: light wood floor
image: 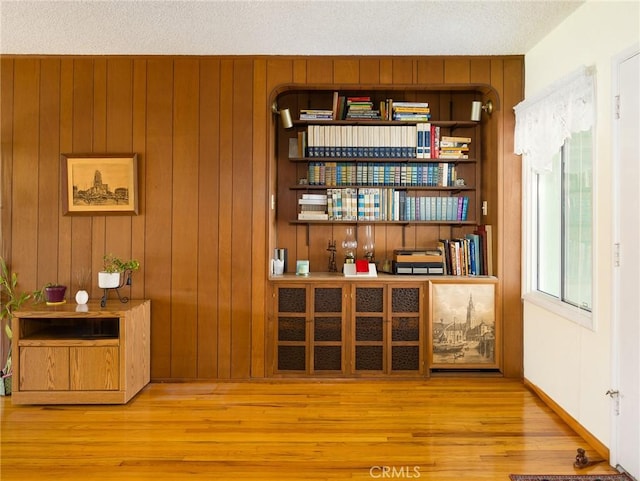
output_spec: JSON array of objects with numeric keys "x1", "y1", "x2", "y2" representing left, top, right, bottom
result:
[{"x1": 1, "y1": 379, "x2": 620, "y2": 480}]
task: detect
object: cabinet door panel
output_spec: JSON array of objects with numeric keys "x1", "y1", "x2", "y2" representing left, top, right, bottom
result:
[
  {"x1": 392, "y1": 346, "x2": 420, "y2": 371},
  {"x1": 278, "y1": 346, "x2": 306, "y2": 371},
  {"x1": 278, "y1": 317, "x2": 306, "y2": 342},
  {"x1": 313, "y1": 346, "x2": 342, "y2": 371},
  {"x1": 278, "y1": 287, "x2": 307, "y2": 312},
  {"x1": 19, "y1": 347, "x2": 70, "y2": 391},
  {"x1": 70, "y1": 346, "x2": 119, "y2": 391},
  {"x1": 355, "y1": 346, "x2": 384, "y2": 371}
]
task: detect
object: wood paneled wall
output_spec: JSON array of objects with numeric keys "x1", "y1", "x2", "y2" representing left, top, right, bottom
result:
[{"x1": 0, "y1": 55, "x2": 523, "y2": 380}]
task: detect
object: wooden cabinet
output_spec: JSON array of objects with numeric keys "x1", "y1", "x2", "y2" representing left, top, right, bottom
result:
[
  {"x1": 272, "y1": 284, "x2": 347, "y2": 375},
  {"x1": 11, "y1": 300, "x2": 150, "y2": 405},
  {"x1": 352, "y1": 283, "x2": 424, "y2": 375},
  {"x1": 269, "y1": 276, "x2": 498, "y2": 378},
  {"x1": 270, "y1": 279, "x2": 426, "y2": 377}
]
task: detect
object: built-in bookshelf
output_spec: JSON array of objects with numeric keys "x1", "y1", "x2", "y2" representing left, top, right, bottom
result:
[
  {"x1": 274, "y1": 88, "x2": 489, "y2": 276},
  {"x1": 284, "y1": 94, "x2": 481, "y2": 227}
]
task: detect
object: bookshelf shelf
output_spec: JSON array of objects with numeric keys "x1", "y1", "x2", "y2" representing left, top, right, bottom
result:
[
  {"x1": 288, "y1": 157, "x2": 478, "y2": 163},
  {"x1": 288, "y1": 220, "x2": 478, "y2": 226},
  {"x1": 290, "y1": 185, "x2": 475, "y2": 191}
]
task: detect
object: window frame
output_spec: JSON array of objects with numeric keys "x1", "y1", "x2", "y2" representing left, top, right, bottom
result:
[{"x1": 522, "y1": 132, "x2": 595, "y2": 330}]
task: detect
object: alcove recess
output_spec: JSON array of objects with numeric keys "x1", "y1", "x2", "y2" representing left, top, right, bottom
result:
[{"x1": 271, "y1": 86, "x2": 498, "y2": 275}]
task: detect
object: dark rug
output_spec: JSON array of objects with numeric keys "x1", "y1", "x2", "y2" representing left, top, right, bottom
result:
[{"x1": 510, "y1": 474, "x2": 633, "y2": 481}]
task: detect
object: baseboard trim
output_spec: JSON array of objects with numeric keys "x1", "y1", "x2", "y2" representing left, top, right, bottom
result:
[{"x1": 524, "y1": 378, "x2": 609, "y2": 462}]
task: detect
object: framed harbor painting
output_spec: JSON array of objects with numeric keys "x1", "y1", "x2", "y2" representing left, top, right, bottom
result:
[
  {"x1": 61, "y1": 153, "x2": 139, "y2": 215},
  {"x1": 428, "y1": 280, "x2": 499, "y2": 370}
]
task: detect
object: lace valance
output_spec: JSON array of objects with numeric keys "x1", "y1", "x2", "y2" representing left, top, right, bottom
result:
[{"x1": 514, "y1": 65, "x2": 596, "y2": 172}]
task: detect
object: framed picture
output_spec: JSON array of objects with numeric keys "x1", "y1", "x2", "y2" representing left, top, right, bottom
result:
[
  {"x1": 61, "y1": 153, "x2": 138, "y2": 215},
  {"x1": 428, "y1": 281, "x2": 499, "y2": 370}
]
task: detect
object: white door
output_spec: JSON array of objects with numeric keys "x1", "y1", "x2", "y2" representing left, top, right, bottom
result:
[{"x1": 612, "y1": 46, "x2": 640, "y2": 480}]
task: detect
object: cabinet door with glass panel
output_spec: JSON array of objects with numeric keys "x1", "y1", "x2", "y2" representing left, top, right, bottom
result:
[
  {"x1": 272, "y1": 284, "x2": 347, "y2": 376},
  {"x1": 351, "y1": 283, "x2": 424, "y2": 376}
]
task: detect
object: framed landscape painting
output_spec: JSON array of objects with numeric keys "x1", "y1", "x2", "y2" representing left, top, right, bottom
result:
[
  {"x1": 428, "y1": 281, "x2": 499, "y2": 370},
  {"x1": 61, "y1": 153, "x2": 139, "y2": 215}
]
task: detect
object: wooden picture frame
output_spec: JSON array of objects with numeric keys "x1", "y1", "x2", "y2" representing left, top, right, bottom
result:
[
  {"x1": 61, "y1": 153, "x2": 138, "y2": 215},
  {"x1": 428, "y1": 280, "x2": 499, "y2": 370}
]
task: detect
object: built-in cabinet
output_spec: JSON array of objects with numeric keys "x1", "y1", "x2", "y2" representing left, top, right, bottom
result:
[
  {"x1": 352, "y1": 283, "x2": 423, "y2": 374},
  {"x1": 269, "y1": 277, "x2": 497, "y2": 378}
]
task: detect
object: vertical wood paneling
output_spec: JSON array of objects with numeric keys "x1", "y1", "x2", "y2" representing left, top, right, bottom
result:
[
  {"x1": 359, "y1": 59, "x2": 380, "y2": 84},
  {"x1": 0, "y1": 58, "x2": 13, "y2": 366},
  {"x1": 444, "y1": 58, "x2": 471, "y2": 84},
  {"x1": 145, "y1": 58, "x2": 174, "y2": 379},
  {"x1": 90, "y1": 59, "x2": 107, "y2": 292},
  {"x1": 470, "y1": 58, "x2": 491, "y2": 85},
  {"x1": 307, "y1": 58, "x2": 333, "y2": 84},
  {"x1": 105, "y1": 59, "x2": 134, "y2": 291},
  {"x1": 380, "y1": 59, "x2": 393, "y2": 84},
  {"x1": 2, "y1": 54, "x2": 525, "y2": 381},
  {"x1": 217, "y1": 59, "x2": 234, "y2": 378},
  {"x1": 334, "y1": 59, "x2": 359, "y2": 84},
  {"x1": 68, "y1": 59, "x2": 96, "y2": 295},
  {"x1": 251, "y1": 59, "x2": 268, "y2": 378},
  {"x1": 392, "y1": 58, "x2": 414, "y2": 84},
  {"x1": 37, "y1": 59, "x2": 62, "y2": 287},
  {"x1": 171, "y1": 59, "x2": 200, "y2": 378},
  {"x1": 12, "y1": 59, "x2": 40, "y2": 289},
  {"x1": 0, "y1": 58, "x2": 14, "y2": 259},
  {"x1": 292, "y1": 59, "x2": 306, "y2": 84},
  {"x1": 231, "y1": 59, "x2": 254, "y2": 378},
  {"x1": 417, "y1": 58, "x2": 444, "y2": 84},
  {"x1": 130, "y1": 59, "x2": 147, "y2": 302},
  {"x1": 197, "y1": 58, "x2": 221, "y2": 378},
  {"x1": 93, "y1": 58, "x2": 107, "y2": 151},
  {"x1": 501, "y1": 57, "x2": 524, "y2": 378}
]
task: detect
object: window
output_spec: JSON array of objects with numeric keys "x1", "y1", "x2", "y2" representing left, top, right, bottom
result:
[
  {"x1": 535, "y1": 130, "x2": 593, "y2": 312},
  {"x1": 514, "y1": 65, "x2": 596, "y2": 327}
]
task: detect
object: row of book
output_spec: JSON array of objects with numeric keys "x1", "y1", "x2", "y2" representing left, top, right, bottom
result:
[
  {"x1": 297, "y1": 190, "x2": 469, "y2": 222},
  {"x1": 438, "y1": 225, "x2": 493, "y2": 276},
  {"x1": 306, "y1": 161, "x2": 461, "y2": 187},
  {"x1": 298, "y1": 124, "x2": 469, "y2": 159},
  {"x1": 328, "y1": 94, "x2": 432, "y2": 122}
]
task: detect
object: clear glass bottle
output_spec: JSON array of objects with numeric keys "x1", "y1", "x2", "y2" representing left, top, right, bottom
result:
[
  {"x1": 362, "y1": 224, "x2": 375, "y2": 262},
  {"x1": 342, "y1": 226, "x2": 357, "y2": 264}
]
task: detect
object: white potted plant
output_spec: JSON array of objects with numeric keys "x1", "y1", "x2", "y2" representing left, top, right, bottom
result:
[{"x1": 98, "y1": 254, "x2": 140, "y2": 289}]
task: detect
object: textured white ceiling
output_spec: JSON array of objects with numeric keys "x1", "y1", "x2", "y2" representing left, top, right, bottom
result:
[{"x1": 0, "y1": 0, "x2": 585, "y2": 56}]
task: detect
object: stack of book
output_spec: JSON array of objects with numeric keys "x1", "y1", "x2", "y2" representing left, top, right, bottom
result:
[
  {"x1": 345, "y1": 96, "x2": 380, "y2": 120},
  {"x1": 297, "y1": 193, "x2": 328, "y2": 220},
  {"x1": 391, "y1": 101, "x2": 431, "y2": 121},
  {"x1": 299, "y1": 109, "x2": 333, "y2": 120},
  {"x1": 439, "y1": 135, "x2": 470, "y2": 159}
]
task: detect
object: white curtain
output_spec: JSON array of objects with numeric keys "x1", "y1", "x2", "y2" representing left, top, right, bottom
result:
[{"x1": 514, "y1": 65, "x2": 596, "y2": 172}]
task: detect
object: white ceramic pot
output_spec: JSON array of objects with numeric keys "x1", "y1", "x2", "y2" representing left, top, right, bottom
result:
[
  {"x1": 98, "y1": 272, "x2": 121, "y2": 289},
  {"x1": 75, "y1": 289, "x2": 89, "y2": 304}
]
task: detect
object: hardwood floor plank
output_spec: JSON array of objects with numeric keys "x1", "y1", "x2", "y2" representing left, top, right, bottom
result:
[{"x1": 0, "y1": 379, "x2": 618, "y2": 480}]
